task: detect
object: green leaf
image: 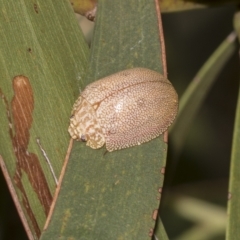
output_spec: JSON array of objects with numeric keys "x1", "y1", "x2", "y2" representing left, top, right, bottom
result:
[
  {"x1": 41, "y1": 0, "x2": 170, "y2": 239},
  {"x1": 170, "y1": 31, "x2": 237, "y2": 155},
  {"x1": 226, "y1": 75, "x2": 240, "y2": 240},
  {"x1": 154, "y1": 217, "x2": 169, "y2": 239},
  {"x1": 0, "y1": 0, "x2": 89, "y2": 238},
  {"x1": 226, "y1": 11, "x2": 240, "y2": 240}
]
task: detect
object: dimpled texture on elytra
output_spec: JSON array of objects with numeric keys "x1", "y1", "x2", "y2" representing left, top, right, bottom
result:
[{"x1": 68, "y1": 68, "x2": 178, "y2": 152}]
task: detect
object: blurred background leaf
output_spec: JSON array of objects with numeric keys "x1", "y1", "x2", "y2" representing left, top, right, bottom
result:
[
  {"x1": 170, "y1": 31, "x2": 237, "y2": 158},
  {"x1": 161, "y1": 4, "x2": 238, "y2": 239},
  {"x1": 226, "y1": 9, "x2": 240, "y2": 240}
]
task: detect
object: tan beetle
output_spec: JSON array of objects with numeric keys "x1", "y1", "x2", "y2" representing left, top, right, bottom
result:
[{"x1": 68, "y1": 68, "x2": 178, "y2": 152}]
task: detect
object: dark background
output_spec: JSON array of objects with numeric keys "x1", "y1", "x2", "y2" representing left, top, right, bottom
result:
[{"x1": 161, "y1": 4, "x2": 238, "y2": 239}]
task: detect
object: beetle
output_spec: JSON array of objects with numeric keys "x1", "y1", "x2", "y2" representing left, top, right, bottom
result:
[{"x1": 68, "y1": 68, "x2": 178, "y2": 152}]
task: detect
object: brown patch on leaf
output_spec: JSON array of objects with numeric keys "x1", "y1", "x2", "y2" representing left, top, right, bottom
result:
[
  {"x1": 33, "y1": 3, "x2": 39, "y2": 13},
  {"x1": 152, "y1": 209, "x2": 158, "y2": 221},
  {"x1": 148, "y1": 228, "x2": 154, "y2": 237},
  {"x1": 15, "y1": 176, "x2": 41, "y2": 238},
  {"x1": 160, "y1": 167, "x2": 165, "y2": 175},
  {"x1": 11, "y1": 76, "x2": 53, "y2": 213},
  {"x1": 1, "y1": 76, "x2": 53, "y2": 237}
]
